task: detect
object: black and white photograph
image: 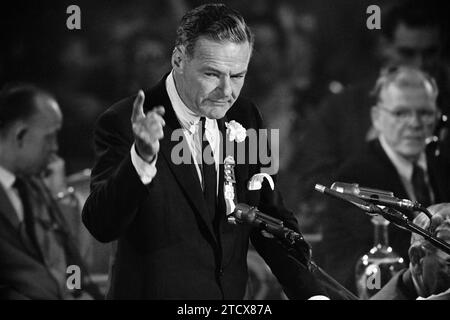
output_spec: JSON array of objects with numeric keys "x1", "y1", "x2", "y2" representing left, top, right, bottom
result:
[{"x1": 1, "y1": 0, "x2": 449, "y2": 309}]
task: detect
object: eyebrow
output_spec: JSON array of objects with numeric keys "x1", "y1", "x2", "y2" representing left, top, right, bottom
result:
[
  {"x1": 232, "y1": 70, "x2": 247, "y2": 77},
  {"x1": 202, "y1": 66, "x2": 247, "y2": 77}
]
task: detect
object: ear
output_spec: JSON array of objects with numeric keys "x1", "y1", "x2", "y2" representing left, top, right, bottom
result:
[
  {"x1": 409, "y1": 244, "x2": 426, "y2": 276},
  {"x1": 370, "y1": 105, "x2": 381, "y2": 131},
  {"x1": 13, "y1": 123, "x2": 28, "y2": 148},
  {"x1": 171, "y1": 46, "x2": 186, "y2": 72}
]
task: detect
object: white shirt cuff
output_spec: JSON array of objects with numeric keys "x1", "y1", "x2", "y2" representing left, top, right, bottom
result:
[
  {"x1": 130, "y1": 144, "x2": 157, "y2": 185},
  {"x1": 308, "y1": 295, "x2": 330, "y2": 300}
]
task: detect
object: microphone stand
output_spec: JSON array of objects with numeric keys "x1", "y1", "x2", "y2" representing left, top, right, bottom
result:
[
  {"x1": 277, "y1": 227, "x2": 360, "y2": 300},
  {"x1": 315, "y1": 184, "x2": 450, "y2": 255},
  {"x1": 232, "y1": 203, "x2": 360, "y2": 300},
  {"x1": 376, "y1": 206, "x2": 450, "y2": 255}
]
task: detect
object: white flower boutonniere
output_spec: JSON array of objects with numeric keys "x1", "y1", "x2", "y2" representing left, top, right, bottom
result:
[{"x1": 225, "y1": 120, "x2": 247, "y2": 143}]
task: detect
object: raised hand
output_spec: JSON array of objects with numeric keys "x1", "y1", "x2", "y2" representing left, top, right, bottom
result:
[{"x1": 131, "y1": 90, "x2": 165, "y2": 162}]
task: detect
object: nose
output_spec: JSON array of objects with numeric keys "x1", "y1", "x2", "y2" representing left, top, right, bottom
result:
[
  {"x1": 407, "y1": 111, "x2": 423, "y2": 128},
  {"x1": 218, "y1": 75, "x2": 232, "y2": 98}
]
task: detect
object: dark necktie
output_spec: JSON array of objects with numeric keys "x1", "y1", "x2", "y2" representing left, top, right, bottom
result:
[
  {"x1": 13, "y1": 177, "x2": 40, "y2": 252},
  {"x1": 411, "y1": 163, "x2": 431, "y2": 208},
  {"x1": 200, "y1": 117, "x2": 217, "y2": 219},
  {"x1": 14, "y1": 177, "x2": 74, "y2": 297}
]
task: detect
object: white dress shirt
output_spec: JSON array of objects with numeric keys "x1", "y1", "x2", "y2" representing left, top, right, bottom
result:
[
  {"x1": 131, "y1": 71, "x2": 220, "y2": 192},
  {"x1": 378, "y1": 136, "x2": 434, "y2": 203},
  {"x1": 0, "y1": 165, "x2": 24, "y2": 222}
]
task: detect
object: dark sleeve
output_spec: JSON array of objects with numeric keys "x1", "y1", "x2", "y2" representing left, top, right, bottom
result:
[
  {"x1": 247, "y1": 103, "x2": 327, "y2": 299},
  {"x1": 0, "y1": 285, "x2": 30, "y2": 300},
  {"x1": 81, "y1": 107, "x2": 149, "y2": 243}
]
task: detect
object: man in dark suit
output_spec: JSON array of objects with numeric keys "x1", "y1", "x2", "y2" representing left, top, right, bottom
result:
[
  {"x1": 290, "y1": 0, "x2": 449, "y2": 236},
  {"x1": 0, "y1": 84, "x2": 101, "y2": 299},
  {"x1": 321, "y1": 66, "x2": 450, "y2": 295},
  {"x1": 82, "y1": 4, "x2": 326, "y2": 300},
  {"x1": 372, "y1": 203, "x2": 450, "y2": 300}
]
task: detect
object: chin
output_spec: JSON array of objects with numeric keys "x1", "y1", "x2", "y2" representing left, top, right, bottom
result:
[
  {"x1": 204, "y1": 108, "x2": 229, "y2": 119},
  {"x1": 399, "y1": 144, "x2": 424, "y2": 157}
]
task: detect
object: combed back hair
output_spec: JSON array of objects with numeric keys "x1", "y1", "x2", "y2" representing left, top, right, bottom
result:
[
  {"x1": 371, "y1": 66, "x2": 439, "y2": 103},
  {"x1": 0, "y1": 83, "x2": 53, "y2": 132},
  {"x1": 175, "y1": 3, "x2": 254, "y2": 57},
  {"x1": 381, "y1": 0, "x2": 443, "y2": 41}
]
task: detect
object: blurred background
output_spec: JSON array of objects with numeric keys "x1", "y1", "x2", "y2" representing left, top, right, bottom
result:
[{"x1": 1, "y1": 0, "x2": 449, "y2": 298}]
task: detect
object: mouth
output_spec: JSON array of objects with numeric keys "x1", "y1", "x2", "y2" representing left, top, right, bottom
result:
[
  {"x1": 208, "y1": 99, "x2": 231, "y2": 106},
  {"x1": 403, "y1": 135, "x2": 425, "y2": 142}
]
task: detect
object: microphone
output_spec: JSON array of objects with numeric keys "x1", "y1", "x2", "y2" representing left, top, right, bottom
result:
[
  {"x1": 314, "y1": 184, "x2": 381, "y2": 214},
  {"x1": 330, "y1": 182, "x2": 421, "y2": 210},
  {"x1": 232, "y1": 203, "x2": 303, "y2": 243},
  {"x1": 315, "y1": 184, "x2": 412, "y2": 230}
]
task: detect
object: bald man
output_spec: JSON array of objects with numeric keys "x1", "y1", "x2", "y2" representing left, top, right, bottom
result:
[{"x1": 0, "y1": 84, "x2": 101, "y2": 299}]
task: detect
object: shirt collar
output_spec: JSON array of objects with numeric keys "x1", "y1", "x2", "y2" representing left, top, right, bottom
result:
[
  {"x1": 378, "y1": 135, "x2": 427, "y2": 181},
  {"x1": 166, "y1": 71, "x2": 200, "y2": 135},
  {"x1": 165, "y1": 71, "x2": 216, "y2": 135},
  {"x1": 0, "y1": 165, "x2": 16, "y2": 190}
]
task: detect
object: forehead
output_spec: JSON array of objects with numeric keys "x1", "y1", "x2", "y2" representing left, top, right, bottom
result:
[
  {"x1": 189, "y1": 37, "x2": 251, "y2": 72},
  {"x1": 380, "y1": 85, "x2": 436, "y2": 109},
  {"x1": 392, "y1": 24, "x2": 440, "y2": 49}
]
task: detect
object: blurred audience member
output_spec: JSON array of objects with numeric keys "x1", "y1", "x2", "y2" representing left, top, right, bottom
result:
[
  {"x1": 293, "y1": 0, "x2": 449, "y2": 236},
  {"x1": 321, "y1": 67, "x2": 450, "y2": 293},
  {"x1": 0, "y1": 84, "x2": 101, "y2": 299},
  {"x1": 372, "y1": 203, "x2": 450, "y2": 300}
]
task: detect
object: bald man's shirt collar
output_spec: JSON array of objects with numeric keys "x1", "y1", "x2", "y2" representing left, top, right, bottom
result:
[{"x1": 378, "y1": 135, "x2": 431, "y2": 203}]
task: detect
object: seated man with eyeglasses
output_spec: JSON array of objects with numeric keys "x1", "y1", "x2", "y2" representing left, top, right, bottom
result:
[{"x1": 321, "y1": 66, "x2": 450, "y2": 295}]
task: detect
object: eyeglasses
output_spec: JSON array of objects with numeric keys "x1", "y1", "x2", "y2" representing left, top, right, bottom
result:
[{"x1": 377, "y1": 106, "x2": 439, "y2": 124}]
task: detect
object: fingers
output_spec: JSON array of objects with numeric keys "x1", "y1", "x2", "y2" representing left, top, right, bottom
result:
[
  {"x1": 131, "y1": 89, "x2": 165, "y2": 143},
  {"x1": 131, "y1": 90, "x2": 145, "y2": 122},
  {"x1": 428, "y1": 203, "x2": 450, "y2": 231},
  {"x1": 146, "y1": 107, "x2": 166, "y2": 127},
  {"x1": 152, "y1": 106, "x2": 165, "y2": 117}
]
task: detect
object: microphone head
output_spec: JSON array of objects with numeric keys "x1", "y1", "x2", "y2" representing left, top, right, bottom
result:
[
  {"x1": 331, "y1": 182, "x2": 395, "y2": 199},
  {"x1": 331, "y1": 182, "x2": 360, "y2": 194}
]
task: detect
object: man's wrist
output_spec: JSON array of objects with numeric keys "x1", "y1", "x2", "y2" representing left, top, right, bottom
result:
[{"x1": 135, "y1": 143, "x2": 156, "y2": 163}]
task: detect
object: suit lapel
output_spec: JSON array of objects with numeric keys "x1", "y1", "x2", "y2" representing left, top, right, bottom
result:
[
  {"x1": 0, "y1": 181, "x2": 44, "y2": 261},
  {"x1": 0, "y1": 183, "x2": 21, "y2": 230},
  {"x1": 425, "y1": 148, "x2": 450, "y2": 203},
  {"x1": 371, "y1": 139, "x2": 410, "y2": 199},
  {"x1": 144, "y1": 76, "x2": 217, "y2": 243}
]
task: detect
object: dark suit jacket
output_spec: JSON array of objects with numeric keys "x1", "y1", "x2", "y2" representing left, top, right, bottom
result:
[
  {"x1": 82, "y1": 75, "x2": 324, "y2": 300},
  {"x1": 321, "y1": 139, "x2": 450, "y2": 293},
  {"x1": 0, "y1": 177, "x2": 101, "y2": 300},
  {"x1": 371, "y1": 269, "x2": 417, "y2": 300}
]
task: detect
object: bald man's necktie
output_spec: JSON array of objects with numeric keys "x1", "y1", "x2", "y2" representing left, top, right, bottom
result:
[
  {"x1": 13, "y1": 177, "x2": 40, "y2": 253},
  {"x1": 411, "y1": 163, "x2": 431, "y2": 208},
  {"x1": 200, "y1": 117, "x2": 217, "y2": 219},
  {"x1": 14, "y1": 177, "x2": 71, "y2": 297}
]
